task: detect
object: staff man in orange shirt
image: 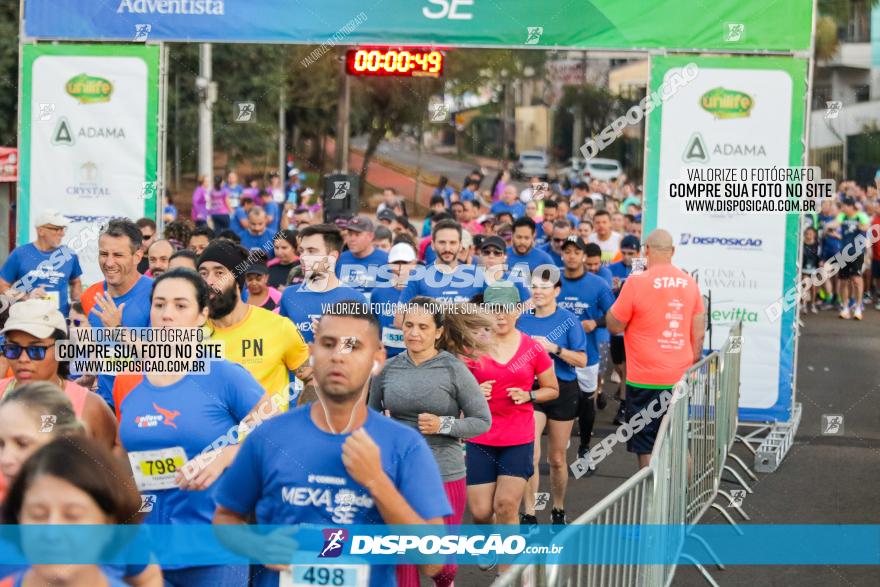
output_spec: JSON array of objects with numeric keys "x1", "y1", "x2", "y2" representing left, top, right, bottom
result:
[{"x1": 606, "y1": 229, "x2": 705, "y2": 469}]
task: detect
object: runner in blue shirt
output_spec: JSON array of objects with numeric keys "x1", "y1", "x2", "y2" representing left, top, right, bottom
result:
[
  {"x1": 400, "y1": 220, "x2": 484, "y2": 304},
  {"x1": 214, "y1": 302, "x2": 451, "y2": 587},
  {"x1": 607, "y1": 235, "x2": 640, "y2": 425},
  {"x1": 81, "y1": 220, "x2": 153, "y2": 411},
  {"x1": 540, "y1": 219, "x2": 573, "y2": 268},
  {"x1": 0, "y1": 210, "x2": 82, "y2": 316},
  {"x1": 259, "y1": 192, "x2": 281, "y2": 235},
  {"x1": 584, "y1": 243, "x2": 614, "y2": 286},
  {"x1": 335, "y1": 216, "x2": 389, "y2": 302},
  {"x1": 508, "y1": 217, "x2": 555, "y2": 278},
  {"x1": 280, "y1": 224, "x2": 367, "y2": 343},
  {"x1": 491, "y1": 186, "x2": 526, "y2": 219},
  {"x1": 370, "y1": 243, "x2": 418, "y2": 358},
  {"x1": 817, "y1": 199, "x2": 842, "y2": 308},
  {"x1": 119, "y1": 268, "x2": 266, "y2": 586},
  {"x1": 517, "y1": 269, "x2": 587, "y2": 526},
  {"x1": 231, "y1": 196, "x2": 254, "y2": 237},
  {"x1": 557, "y1": 236, "x2": 614, "y2": 471},
  {"x1": 477, "y1": 235, "x2": 532, "y2": 302},
  {"x1": 239, "y1": 207, "x2": 275, "y2": 258}
]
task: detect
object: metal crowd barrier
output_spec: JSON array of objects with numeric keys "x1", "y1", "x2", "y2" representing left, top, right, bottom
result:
[{"x1": 493, "y1": 321, "x2": 744, "y2": 587}]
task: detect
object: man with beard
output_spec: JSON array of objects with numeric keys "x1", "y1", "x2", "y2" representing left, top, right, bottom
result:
[
  {"x1": 199, "y1": 239, "x2": 309, "y2": 411},
  {"x1": 399, "y1": 220, "x2": 483, "y2": 305},
  {"x1": 81, "y1": 219, "x2": 153, "y2": 410},
  {"x1": 507, "y1": 217, "x2": 554, "y2": 276},
  {"x1": 214, "y1": 302, "x2": 449, "y2": 587}
]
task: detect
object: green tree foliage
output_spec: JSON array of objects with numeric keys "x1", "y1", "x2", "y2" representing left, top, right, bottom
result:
[{"x1": 0, "y1": 2, "x2": 20, "y2": 146}]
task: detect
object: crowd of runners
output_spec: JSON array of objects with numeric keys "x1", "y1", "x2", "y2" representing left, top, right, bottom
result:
[{"x1": 0, "y1": 165, "x2": 869, "y2": 587}]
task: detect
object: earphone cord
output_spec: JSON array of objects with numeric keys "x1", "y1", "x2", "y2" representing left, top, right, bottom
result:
[{"x1": 316, "y1": 382, "x2": 366, "y2": 435}]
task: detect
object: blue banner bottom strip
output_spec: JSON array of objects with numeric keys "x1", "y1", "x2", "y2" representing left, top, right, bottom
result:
[{"x1": 0, "y1": 525, "x2": 878, "y2": 566}]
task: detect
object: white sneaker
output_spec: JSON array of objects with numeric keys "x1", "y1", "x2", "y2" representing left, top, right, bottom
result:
[
  {"x1": 810, "y1": 304, "x2": 818, "y2": 314},
  {"x1": 610, "y1": 371, "x2": 621, "y2": 383},
  {"x1": 854, "y1": 306, "x2": 863, "y2": 320},
  {"x1": 839, "y1": 308, "x2": 851, "y2": 319}
]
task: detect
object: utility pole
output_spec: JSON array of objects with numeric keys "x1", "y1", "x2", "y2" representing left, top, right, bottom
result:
[
  {"x1": 335, "y1": 55, "x2": 351, "y2": 173},
  {"x1": 197, "y1": 43, "x2": 215, "y2": 180}
]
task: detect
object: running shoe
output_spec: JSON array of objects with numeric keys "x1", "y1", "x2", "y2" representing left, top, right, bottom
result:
[
  {"x1": 810, "y1": 304, "x2": 818, "y2": 314},
  {"x1": 839, "y1": 307, "x2": 851, "y2": 319},
  {"x1": 551, "y1": 508, "x2": 567, "y2": 525},
  {"x1": 854, "y1": 306, "x2": 863, "y2": 320},
  {"x1": 477, "y1": 551, "x2": 498, "y2": 571},
  {"x1": 614, "y1": 403, "x2": 626, "y2": 425},
  {"x1": 874, "y1": 301, "x2": 880, "y2": 310},
  {"x1": 519, "y1": 512, "x2": 538, "y2": 531}
]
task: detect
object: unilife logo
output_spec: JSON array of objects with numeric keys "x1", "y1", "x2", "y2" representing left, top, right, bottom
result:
[{"x1": 117, "y1": 0, "x2": 225, "y2": 15}]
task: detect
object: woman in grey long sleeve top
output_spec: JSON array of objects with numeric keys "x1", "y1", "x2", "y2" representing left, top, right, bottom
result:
[{"x1": 369, "y1": 296, "x2": 491, "y2": 587}]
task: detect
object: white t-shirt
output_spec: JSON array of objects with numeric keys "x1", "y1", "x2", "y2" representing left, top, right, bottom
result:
[{"x1": 589, "y1": 231, "x2": 622, "y2": 263}]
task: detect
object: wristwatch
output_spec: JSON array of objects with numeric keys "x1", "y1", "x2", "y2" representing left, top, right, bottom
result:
[
  {"x1": 553, "y1": 344, "x2": 562, "y2": 356},
  {"x1": 529, "y1": 390, "x2": 537, "y2": 403},
  {"x1": 438, "y1": 416, "x2": 455, "y2": 435}
]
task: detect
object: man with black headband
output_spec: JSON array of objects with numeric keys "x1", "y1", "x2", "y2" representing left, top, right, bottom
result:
[{"x1": 198, "y1": 239, "x2": 309, "y2": 411}]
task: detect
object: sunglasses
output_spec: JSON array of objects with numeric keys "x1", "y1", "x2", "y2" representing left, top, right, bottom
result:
[
  {"x1": 1, "y1": 343, "x2": 52, "y2": 361},
  {"x1": 67, "y1": 318, "x2": 83, "y2": 327},
  {"x1": 552, "y1": 238, "x2": 567, "y2": 243},
  {"x1": 482, "y1": 249, "x2": 505, "y2": 257}
]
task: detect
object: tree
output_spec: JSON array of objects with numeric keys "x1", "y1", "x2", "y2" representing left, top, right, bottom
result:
[
  {"x1": 0, "y1": 2, "x2": 20, "y2": 146},
  {"x1": 349, "y1": 75, "x2": 440, "y2": 190}
]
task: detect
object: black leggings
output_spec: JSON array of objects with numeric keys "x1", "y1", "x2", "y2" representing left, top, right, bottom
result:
[{"x1": 578, "y1": 392, "x2": 596, "y2": 450}]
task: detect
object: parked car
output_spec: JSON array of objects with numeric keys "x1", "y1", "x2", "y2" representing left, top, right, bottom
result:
[
  {"x1": 514, "y1": 150, "x2": 550, "y2": 180},
  {"x1": 558, "y1": 157, "x2": 585, "y2": 185},
  {"x1": 583, "y1": 158, "x2": 623, "y2": 182}
]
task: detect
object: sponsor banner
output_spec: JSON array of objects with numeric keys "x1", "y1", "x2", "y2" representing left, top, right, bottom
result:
[
  {"x1": 0, "y1": 524, "x2": 878, "y2": 565},
  {"x1": 644, "y1": 55, "x2": 807, "y2": 423},
  {"x1": 19, "y1": 44, "x2": 159, "y2": 285},
  {"x1": 23, "y1": 0, "x2": 811, "y2": 52}
]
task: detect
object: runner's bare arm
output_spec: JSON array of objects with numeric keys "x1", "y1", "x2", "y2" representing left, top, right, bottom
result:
[
  {"x1": 69, "y1": 277, "x2": 83, "y2": 302},
  {"x1": 82, "y1": 392, "x2": 119, "y2": 452},
  {"x1": 691, "y1": 313, "x2": 706, "y2": 363},
  {"x1": 606, "y1": 310, "x2": 627, "y2": 335}
]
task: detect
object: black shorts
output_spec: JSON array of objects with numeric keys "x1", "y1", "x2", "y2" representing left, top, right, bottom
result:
[
  {"x1": 610, "y1": 336, "x2": 626, "y2": 365},
  {"x1": 624, "y1": 384, "x2": 673, "y2": 455},
  {"x1": 534, "y1": 378, "x2": 580, "y2": 421},
  {"x1": 838, "y1": 252, "x2": 864, "y2": 279},
  {"x1": 465, "y1": 442, "x2": 534, "y2": 485}
]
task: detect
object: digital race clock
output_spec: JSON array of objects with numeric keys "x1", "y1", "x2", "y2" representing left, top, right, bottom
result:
[{"x1": 345, "y1": 48, "x2": 445, "y2": 78}]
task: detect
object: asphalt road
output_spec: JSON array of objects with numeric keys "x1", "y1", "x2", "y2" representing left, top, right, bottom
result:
[{"x1": 444, "y1": 308, "x2": 880, "y2": 587}]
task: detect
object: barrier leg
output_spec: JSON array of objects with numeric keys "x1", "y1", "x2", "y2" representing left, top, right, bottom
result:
[
  {"x1": 715, "y1": 490, "x2": 750, "y2": 521},
  {"x1": 735, "y1": 435, "x2": 757, "y2": 454},
  {"x1": 686, "y1": 531, "x2": 726, "y2": 571},
  {"x1": 722, "y1": 465, "x2": 753, "y2": 493},
  {"x1": 728, "y1": 453, "x2": 758, "y2": 481},
  {"x1": 679, "y1": 554, "x2": 721, "y2": 587},
  {"x1": 709, "y1": 503, "x2": 744, "y2": 535}
]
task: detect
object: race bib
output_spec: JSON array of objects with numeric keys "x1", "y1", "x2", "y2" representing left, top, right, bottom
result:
[
  {"x1": 41, "y1": 290, "x2": 60, "y2": 309},
  {"x1": 381, "y1": 327, "x2": 405, "y2": 349},
  {"x1": 281, "y1": 564, "x2": 369, "y2": 587},
  {"x1": 128, "y1": 446, "x2": 187, "y2": 491}
]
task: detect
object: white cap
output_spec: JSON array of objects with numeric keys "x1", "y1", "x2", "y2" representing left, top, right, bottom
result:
[
  {"x1": 35, "y1": 209, "x2": 70, "y2": 228},
  {"x1": 461, "y1": 229, "x2": 473, "y2": 249},
  {"x1": 1, "y1": 299, "x2": 68, "y2": 339},
  {"x1": 288, "y1": 167, "x2": 301, "y2": 177},
  {"x1": 388, "y1": 243, "x2": 417, "y2": 263}
]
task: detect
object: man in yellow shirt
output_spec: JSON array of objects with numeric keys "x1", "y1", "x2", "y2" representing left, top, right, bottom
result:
[{"x1": 198, "y1": 240, "x2": 309, "y2": 410}]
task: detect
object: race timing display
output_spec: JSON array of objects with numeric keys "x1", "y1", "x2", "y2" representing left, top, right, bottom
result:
[{"x1": 346, "y1": 48, "x2": 444, "y2": 77}]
